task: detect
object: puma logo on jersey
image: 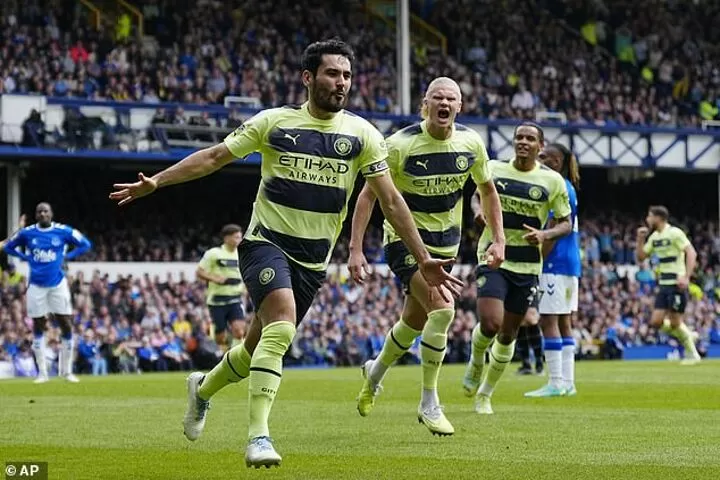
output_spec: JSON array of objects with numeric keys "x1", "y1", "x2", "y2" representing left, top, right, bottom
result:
[
  {"x1": 416, "y1": 159, "x2": 428, "y2": 169},
  {"x1": 284, "y1": 133, "x2": 300, "y2": 145},
  {"x1": 497, "y1": 181, "x2": 508, "y2": 190}
]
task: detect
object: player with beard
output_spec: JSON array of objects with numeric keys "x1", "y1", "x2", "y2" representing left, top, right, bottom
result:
[
  {"x1": 110, "y1": 39, "x2": 463, "y2": 468},
  {"x1": 348, "y1": 77, "x2": 505, "y2": 436},
  {"x1": 461, "y1": 123, "x2": 572, "y2": 414},
  {"x1": 636, "y1": 206, "x2": 700, "y2": 365}
]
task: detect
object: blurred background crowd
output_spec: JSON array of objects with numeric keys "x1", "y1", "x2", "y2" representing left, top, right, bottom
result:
[
  {"x1": 2, "y1": 0, "x2": 720, "y2": 131},
  {"x1": 3, "y1": 212, "x2": 720, "y2": 376}
]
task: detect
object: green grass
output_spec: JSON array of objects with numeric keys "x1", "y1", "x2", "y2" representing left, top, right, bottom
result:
[{"x1": 2, "y1": 360, "x2": 720, "y2": 480}]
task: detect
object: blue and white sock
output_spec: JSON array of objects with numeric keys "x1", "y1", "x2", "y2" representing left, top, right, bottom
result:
[
  {"x1": 543, "y1": 337, "x2": 563, "y2": 388},
  {"x1": 32, "y1": 333, "x2": 48, "y2": 378},
  {"x1": 562, "y1": 337, "x2": 575, "y2": 389},
  {"x1": 60, "y1": 332, "x2": 74, "y2": 377}
]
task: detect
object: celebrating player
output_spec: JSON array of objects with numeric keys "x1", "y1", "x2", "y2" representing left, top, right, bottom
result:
[
  {"x1": 635, "y1": 206, "x2": 701, "y2": 365},
  {"x1": 109, "y1": 39, "x2": 463, "y2": 468},
  {"x1": 471, "y1": 198, "x2": 545, "y2": 376},
  {"x1": 196, "y1": 224, "x2": 247, "y2": 350},
  {"x1": 462, "y1": 123, "x2": 572, "y2": 414},
  {"x1": 348, "y1": 77, "x2": 504, "y2": 436},
  {"x1": 2, "y1": 203, "x2": 92, "y2": 383},
  {"x1": 525, "y1": 143, "x2": 582, "y2": 397}
]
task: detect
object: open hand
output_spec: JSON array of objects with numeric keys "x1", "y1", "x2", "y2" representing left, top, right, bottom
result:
[
  {"x1": 109, "y1": 173, "x2": 158, "y2": 206},
  {"x1": 419, "y1": 257, "x2": 464, "y2": 303}
]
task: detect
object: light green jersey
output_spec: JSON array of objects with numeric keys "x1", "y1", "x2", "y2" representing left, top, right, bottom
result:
[
  {"x1": 643, "y1": 224, "x2": 692, "y2": 286},
  {"x1": 382, "y1": 121, "x2": 491, "y2": 258},
  {"x1": 198, "y1": 246, "x2": 244, "y2": 305},
  {"x1": 223, "y1": 102, "x2": 389, "y2": 271},
  {"x1": 477, "y1": 159, "x2": 570, "y2": 275}
]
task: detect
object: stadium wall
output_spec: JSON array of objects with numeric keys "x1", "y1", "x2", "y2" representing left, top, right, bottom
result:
[{"x1": 13, "y1": 261, "x2": 642, "y2": 284}]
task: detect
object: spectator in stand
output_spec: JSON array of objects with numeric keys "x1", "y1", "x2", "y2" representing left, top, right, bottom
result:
[{"x1": 2, "y1": 0, "x2": 719, "y2": 128}]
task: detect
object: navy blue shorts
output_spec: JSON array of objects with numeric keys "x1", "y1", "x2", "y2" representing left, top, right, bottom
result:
[
  {"x1": 384, "y1": 241, "x2": 453, "y2": 295},
  {"x1": 476, "y1": 265, "x2": 539, "y2": 316},
  {"x1": 238, "y1": 240, "x2": 326, "y2": 325},
  {"x1": 654, "y1": 285, "x2": 688, "y2": 314},
  {"x1": 209, "y1": 302, "x2": 245, "y2": 332}
]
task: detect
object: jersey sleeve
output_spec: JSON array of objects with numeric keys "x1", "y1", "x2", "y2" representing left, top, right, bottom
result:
[
  {"x1": 469, "y1": 135, "x2": 492, "y2": 185},
  {"x1": 642, "y1": 233, "x2": 655, "y2": 255},
  {"x1": 550, "y1": 175, "x2": 571, "y2": 219},
  {"x1": 198, "y1": 249, "x2": 215, "y2": 271},
  {"x1": 3, "y1": 228, "x2": 26, "y2": 251},
  {"x1": 359, "y1": 124, "x2": 390, "y2": 178},
  {"x1": 64, "y1": 226, "x2": 92, "y2": 260},
  {"x1": 223, "y1": 110, "x2": 272, "y2": 159},
  {"x1": 385, "y1": 136, "x2": 403, "y2": 179},
  {"x1": 673, "y1": 228, "x2": 692, "y2": 250}
]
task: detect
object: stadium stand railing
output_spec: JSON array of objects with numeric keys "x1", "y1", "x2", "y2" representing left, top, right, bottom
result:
[{"x1": 2, "y1": 95, "x2": 720, "y2": 170}]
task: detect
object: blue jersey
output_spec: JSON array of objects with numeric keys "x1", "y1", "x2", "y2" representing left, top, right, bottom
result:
[
  {"x1": 543, "y1": 179, "x2": 581, "y2": 277},
  {"x1": 3, "y1": 222, "x2": 92, "y2": 287}
]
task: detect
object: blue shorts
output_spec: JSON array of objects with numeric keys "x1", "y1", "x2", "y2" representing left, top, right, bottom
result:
[
  {"x1": 209, "y1": 302, "x2": 245, "y2": 332},
  {"x1": 238, "y1": 240, "x2": 326, "y2": 324},
  {"x1": 476, "y1": 265, "x2": 539, "y2": 316},
  {"x1": 654, "y1": 285, "x2": 688, "y2": 314},
  {"x1": 384, "y1": 241, "x2": 453, "y2": 295}
]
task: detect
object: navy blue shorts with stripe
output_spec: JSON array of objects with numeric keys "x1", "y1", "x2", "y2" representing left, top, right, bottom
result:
[
  {"x1": 654, "y1": 285, "x2": 688, "y2": 314},
  {"x1": 385, "y1": 241, "x2": 453, "y2": 295},
  {"x1": 238, "y1": 240, "x2": 326, "y2": 325},
  {"x1": 476, "y1": 265, "x2": 539, "y2": 316},
  {"x1": 209, "y1": 302, "x2": 245, "y2": 333}
]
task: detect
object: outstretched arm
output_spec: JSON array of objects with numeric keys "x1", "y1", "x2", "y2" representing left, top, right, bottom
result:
[{"x1": 109, "y1": 143, "x2": 236, "y2": 206}]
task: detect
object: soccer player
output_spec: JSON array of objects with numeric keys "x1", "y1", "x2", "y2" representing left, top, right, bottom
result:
[
  {"x1": 2, "y1": 203, "x2": 92, "y2": 383},
  {"x1": 525, "y1": 143, "x2": 582, "y2": 397},
  {"x1": 461, "y1": 123, "x2": 572, "y2": 414},
  {"x1": 347, "y1": 77, "x2": 505, "y2": 436},
  {"x1": 109, "y1": 39, "x2": 463, "y2": 468},
  {"x1": 635, "y1": 206, "x2": 700, "y2": 365},
  {"x1": 197, "y1": 224, "x2": 247, "y2": 350}
]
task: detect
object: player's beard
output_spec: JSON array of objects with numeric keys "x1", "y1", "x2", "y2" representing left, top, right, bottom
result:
[{"x1": 312, "y1": 86, "x2": 348, "y2": 113}]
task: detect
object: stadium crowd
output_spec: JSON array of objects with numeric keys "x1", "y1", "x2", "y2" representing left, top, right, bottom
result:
[
  {"x1": 2, "y1": 0, "x2": 720, "y2": 133},
  {"x1": 2, "y1": 0, "x2": 720, "y2": 377},
  {"x1": 2, "y1": 213, "x2": 720, "y2": 377}
]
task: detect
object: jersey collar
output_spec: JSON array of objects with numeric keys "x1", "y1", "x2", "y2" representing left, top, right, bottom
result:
[{"x1": 36, "y1": 222, "x2": 55, "y2": 232}]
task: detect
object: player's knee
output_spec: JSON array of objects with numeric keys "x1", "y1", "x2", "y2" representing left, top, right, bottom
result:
[
  {"x1": 260, "y1": 321, "x2": 296, "y2": 355},
  {"x1": 478, "y1": 312, "x2": 501, "y2": 335},
  {"x1": 496, "y1": 332, "x2": 515, "y2": 346},
  {"x1": 426, "y1": 308, "x2": 455, "y2": 334},
  {"x1": 230, "y1": 320, "x2": 245, "y2": 338},
  {"x1": 479, "y1": 320, "x2": 499, "y2": 338},
  {"x1": 257, "y1": 289, "x2": 296, "y2": 324}
]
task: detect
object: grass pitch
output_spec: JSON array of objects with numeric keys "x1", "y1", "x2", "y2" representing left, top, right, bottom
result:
[{"x1": 1, "y1": 360, "x2": 719, "y2": 480}]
